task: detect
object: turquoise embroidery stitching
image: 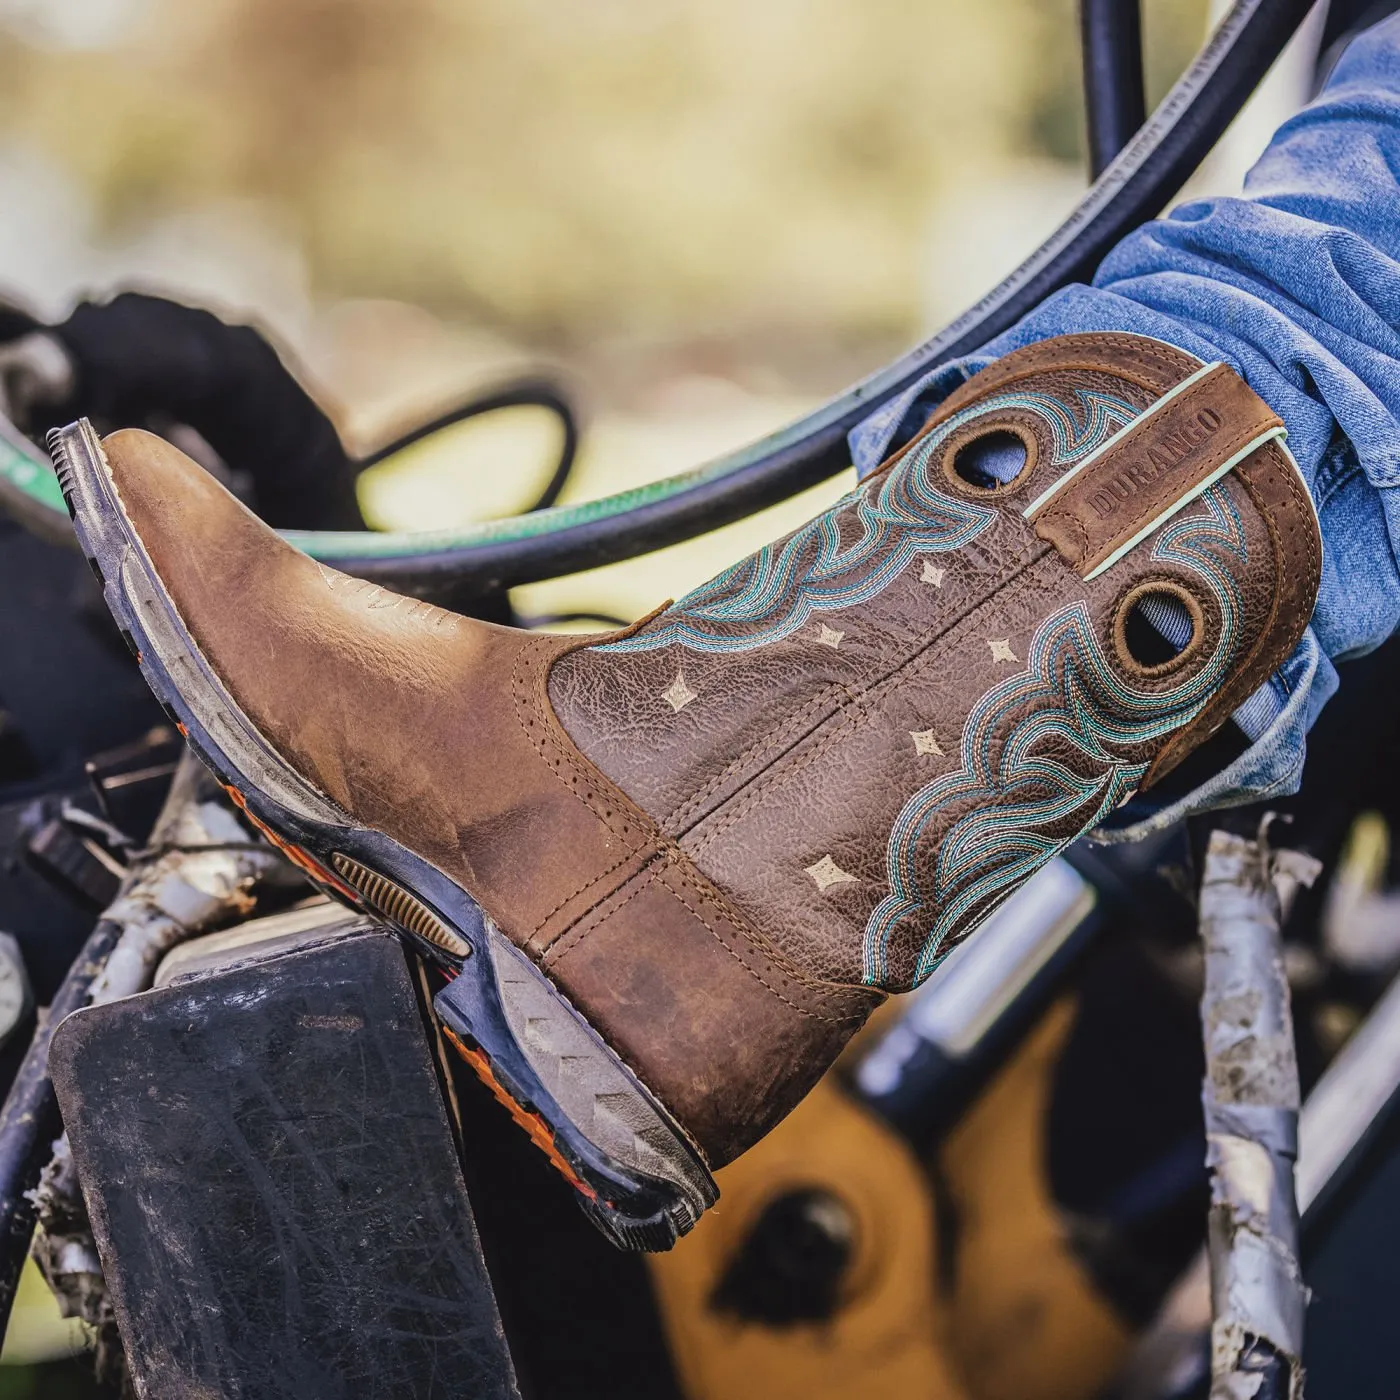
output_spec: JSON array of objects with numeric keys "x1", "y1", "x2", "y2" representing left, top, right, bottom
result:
[
  {"x1": 596, "y1": 387, "x2": 1138, "y2": 656},
  {"x1": 863, "y1": 483, "x2": 1247, "y2": 988}
]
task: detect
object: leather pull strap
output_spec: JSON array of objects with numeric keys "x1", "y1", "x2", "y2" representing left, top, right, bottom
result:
[{"x1": 1024, "y1": 361, "x2": 1285, "y2": 580}]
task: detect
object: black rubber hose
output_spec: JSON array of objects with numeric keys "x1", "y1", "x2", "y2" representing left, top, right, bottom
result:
[
  {"x1": 328, "y1": 0, "x2": 1314, "y2": 603},
  {"x1": 0, "y1": 917, "x2": 120, "y2": 1337},
  {"x1": 356, "y1": 376, "x2": 580, "y2": 513},
  {"x1": 1081, "y1": 0, "x2": 1147, "y2": 178}
]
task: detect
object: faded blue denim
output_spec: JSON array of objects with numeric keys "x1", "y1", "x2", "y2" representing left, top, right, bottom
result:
[{"x1": 850, "y1": 15, "x2": 1400, "y2": 835}]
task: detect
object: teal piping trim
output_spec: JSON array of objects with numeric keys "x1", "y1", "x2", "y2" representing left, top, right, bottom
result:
[
  {"x1": 595, "y1": 385, "x2": 1137, "y2": 656},
  {"x1": 863, "y1": 482, "x2": 1248, "y2": 988},
  {"x1": 1021, "y1": 360, "x2": 1223, "y2": 518},
  {"x1": 1083, "y1": 424, "x2": 1286, "y2": 580}
]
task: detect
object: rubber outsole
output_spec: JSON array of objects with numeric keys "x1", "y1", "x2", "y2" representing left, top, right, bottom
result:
[{"x1": 48, "y1": 418, "x2": 717, "y2": 1252}]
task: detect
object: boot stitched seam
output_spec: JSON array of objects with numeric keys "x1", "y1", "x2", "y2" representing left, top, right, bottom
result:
[
  {"x1": 510, "y1": 639, "x2": 657, "y2": 936},
  {"x1": 662, "y1": 860, "x2": 873, "y2": 1022},
  {"x1": 662, "y1": 344, "x2": 1187, "y2": 831},
  {"x1": 975, "y1": 334, "x2": 1191, "y2": 380},
  {"x1": 542, "y1": 841, "x2": 855, "y2": 1002},
  {"x1": 661, "y1": 678, "x2": 851, "y2": 832},
  {"x1": 651, "y1": 609, "x2": 918, "y2": 831},
  {"x1": 536, "y1": 860, "x2": 662, "y2": 964},
  {"x1": 512, "y1": 629, "x2": 849, "y2": 969},
  {"x1": 1259, "y1": 444, "x2": 1319, "y2": 593},
  {"x1": 659, "y1": 607, "x2": 940, "y2": 832},
  {"x1": 679, "y1": 534, "x2": 1048, "y2": 854},
  {"x1": 963, "y1": 335, "x2": 1194, "y2": 390},
  {"x1": 680, "y1": 540, "x2": 1082, "y2": 861},
  {"x1": 512, "y1": 636, "x2": 647, "y2": 844},
  {"x1": 544, "y1": 854, "x2": 873, "y2": 1024},
  {"x1": 523, "y1": 847, "x2": 657, "y2": 956},
  {"x1": 506, "y1": 633, "x2": 827, "y2": 966},
  {"x1": 665, "y1": 526, "x2": 1038, "y2": 836},
  {"x1": 540, "y1": 841, "x2": 874, "y2": 1014}
]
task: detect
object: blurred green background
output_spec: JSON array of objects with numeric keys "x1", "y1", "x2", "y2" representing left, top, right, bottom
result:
[
  {"x1": 0, "y1": 0, "x2": 1232, "y2": 631},
  {"x1": 0, "y1": 0, "x2": 1321, "y2": 1384}
]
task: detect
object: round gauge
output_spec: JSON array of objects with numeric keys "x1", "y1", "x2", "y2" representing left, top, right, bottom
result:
[{"x1": 0, "y1": 933, "x2": 33, "y2": 1046}]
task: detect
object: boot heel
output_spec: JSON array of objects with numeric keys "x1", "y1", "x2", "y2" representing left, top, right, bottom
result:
[{"x1": 434, "y1": 927, "x2": 717, "y2": 1251}]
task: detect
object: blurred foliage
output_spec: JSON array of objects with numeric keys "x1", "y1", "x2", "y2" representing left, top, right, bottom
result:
[{"x1": 0, "y1": 0, "x2": 1206, "y2": 345}]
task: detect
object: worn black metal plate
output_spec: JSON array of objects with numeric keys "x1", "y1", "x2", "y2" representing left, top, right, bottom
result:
[
  {"x1": 1302, "y1": 1078, "x2": 1400, "y2": 1400},
  {"x1": 50, "y1": 929, "x2": 518, "y2": 1400}
]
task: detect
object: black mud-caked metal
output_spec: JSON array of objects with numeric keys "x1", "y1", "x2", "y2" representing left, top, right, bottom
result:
[{"x1": 48, "y1": 929, "x2": 519, "y2": 1400}]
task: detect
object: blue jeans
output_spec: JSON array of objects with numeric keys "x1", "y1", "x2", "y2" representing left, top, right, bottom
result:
[{"x1": 851, "y1": 14, "x2": 1400, "y2": 837}]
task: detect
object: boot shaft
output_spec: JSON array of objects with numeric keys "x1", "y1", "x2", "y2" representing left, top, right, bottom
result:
[
  {"x1": 550, "y1": 334, "x2": 1318, "y2": 992},
  {"x1": 52, "y1": 331, "x2": 1320, "y2": 1186}
]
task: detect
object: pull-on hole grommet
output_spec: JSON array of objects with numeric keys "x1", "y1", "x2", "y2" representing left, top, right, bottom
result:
[
  {"x1": 942, "y1": 422, "x2": 1038, "y2": 497},
  {"x1": 1113, "y1": 581, "x2": 1205, "y2": 677}
]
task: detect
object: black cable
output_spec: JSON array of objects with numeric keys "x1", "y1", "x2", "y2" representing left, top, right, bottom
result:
[
  {"x1": 321, "y1": 0, "x2": 1315, "y2": 604},
  {"x1": 0, "y1": 917, "x2": 120, "y2": 1338},
  {"x1": 355, "y1": 376, "x2": 580, "y2": 513},
  {"x1": 1081, "y1": 0, "x2": 1147, "y2": 178}
]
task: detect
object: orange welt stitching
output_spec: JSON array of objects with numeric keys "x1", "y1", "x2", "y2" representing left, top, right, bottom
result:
[
  {"x1": 442, "y1": 1026, "x2": 600, "y2": 1202},
  {"x1": 220, "y1": 783, "x2": 360, "y2": 902}
]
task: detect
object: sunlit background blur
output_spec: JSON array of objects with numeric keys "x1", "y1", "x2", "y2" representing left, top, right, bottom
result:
[{"x1": 0, "y1": 0, "x2": 1325, "y2": 1386}]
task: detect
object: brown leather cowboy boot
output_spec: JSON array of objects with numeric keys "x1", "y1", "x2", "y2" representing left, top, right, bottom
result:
[{"x1": 49, "y1": 332, "x2": 1319, "y2": 1250}]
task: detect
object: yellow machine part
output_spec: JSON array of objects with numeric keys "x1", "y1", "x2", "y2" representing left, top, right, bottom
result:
[
  {"x1": 648, "y1": 996, "x2": 1134, "y2": 1400},
  {"x1": 939, "y1": 998, "x2": 1134, "y2": 1400},
  {"x1": 648, "y1": 1074, "x2": 968, "y2": 1400}
]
